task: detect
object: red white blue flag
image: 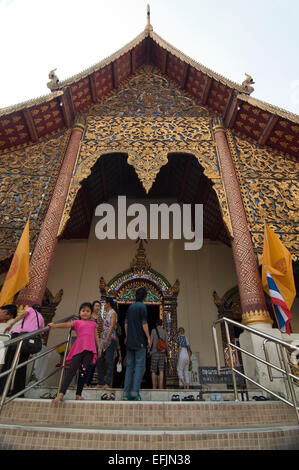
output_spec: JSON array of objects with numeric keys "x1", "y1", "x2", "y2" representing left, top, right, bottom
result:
[{"x1": 266, "y1": 272, "x2": 292, "y2": 334}]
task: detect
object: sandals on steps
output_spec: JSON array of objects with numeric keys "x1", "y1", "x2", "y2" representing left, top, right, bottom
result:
[
  {"x1": 40, "y1": 392, "x2": 57, "y2": 399},
  {"x1": 101, "y1": 392, "x2": 115, "y2": 401},
  {"x1": 171, "y1": 394, "x2": 180, "y2": 401},
  {"x1": 182, "y1": 395, "x2": 195, "y2": 401}
]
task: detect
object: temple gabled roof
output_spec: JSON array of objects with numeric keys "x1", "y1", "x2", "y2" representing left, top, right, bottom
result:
[{"x1": 0, "y1": 19, "x2": 299, "y2": 160}]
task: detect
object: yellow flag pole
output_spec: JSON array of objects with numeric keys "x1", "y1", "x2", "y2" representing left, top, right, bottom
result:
[{"x1": 262, "y1": 221, "x2": 284, "y2": 333}]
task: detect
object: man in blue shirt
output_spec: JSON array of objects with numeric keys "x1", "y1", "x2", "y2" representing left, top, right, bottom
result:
[{"x1": 123, "y1": 287, "x2": 151, "y2": 400}]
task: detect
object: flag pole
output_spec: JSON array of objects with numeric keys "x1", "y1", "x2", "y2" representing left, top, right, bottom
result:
[
  {"x1": 262, "y1": 221, "x2": 284, "y2": 334},
  {"x1": 269, "y1": 296, "x2": 281, "y2": 332}
]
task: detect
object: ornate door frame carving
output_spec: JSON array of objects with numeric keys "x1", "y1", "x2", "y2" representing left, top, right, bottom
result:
[{"x1": 99, "y1": 240, "x2": 180, "y2": 382}]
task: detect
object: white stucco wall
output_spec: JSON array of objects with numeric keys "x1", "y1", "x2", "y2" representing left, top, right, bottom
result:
[{"x1": 45, "y1": 199, "x2": 239, "y2": 379}]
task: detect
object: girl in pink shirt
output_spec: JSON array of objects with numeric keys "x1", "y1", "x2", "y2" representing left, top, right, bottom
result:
[{"x1": 49, "y1": 302, "x2": 101, "y2": 403}]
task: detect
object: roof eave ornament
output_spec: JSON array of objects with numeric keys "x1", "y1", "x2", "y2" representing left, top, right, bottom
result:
[
  {"x1": 47, "y1": 68, "x2": 60, "y2": 91},
  {"x1": 241, "y1": 73, "x2": 255, "y2": 95},
  {"x1": 145, "y1": 4, "x2": 153, "y2": 33}
]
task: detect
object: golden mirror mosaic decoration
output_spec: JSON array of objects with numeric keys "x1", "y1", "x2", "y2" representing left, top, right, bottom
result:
[
  {"x1": 227, "y1": 131, "x2": 299, "y2": 258},
  {"x1": 0, "y1": 131, "x2": 70, "y2": 262}
]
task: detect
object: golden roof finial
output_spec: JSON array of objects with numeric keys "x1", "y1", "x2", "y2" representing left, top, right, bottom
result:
[
  {"x1": 145, "y1": 4, "x2": 153, "y2": 32},
  {"x1": 130, "y1": 238, "x2": 151, "y2": 271}
]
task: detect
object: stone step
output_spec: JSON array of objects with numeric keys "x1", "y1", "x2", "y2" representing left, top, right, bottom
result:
[
  {"x1": 23, "y1": 385, "x2": 262, "y2": 402},
  {"x1": 1, "y1": 422, "x2": 299, "y2": 450},
  {"x1": 0, "y1": 398, "x2": 297, "y2": 430},
  {"x1": 1, "y1": 392, "x2": 298, "y2": 450}
]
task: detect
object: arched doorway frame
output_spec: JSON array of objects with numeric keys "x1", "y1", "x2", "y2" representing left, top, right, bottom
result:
[
  {"x1": 110, "y1": 276, "x2": 163, "y2": 316},
  {"x1": 99, "y1": 240, "x2": 180, "y2": 384}
]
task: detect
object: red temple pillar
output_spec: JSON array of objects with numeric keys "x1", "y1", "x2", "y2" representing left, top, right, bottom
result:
[
  {"x1": 212, "y1": 119, "x2": 271, "y2": 326},
  {"x1": 17, "y1": 120, "x2": 85, "y2": 307}
]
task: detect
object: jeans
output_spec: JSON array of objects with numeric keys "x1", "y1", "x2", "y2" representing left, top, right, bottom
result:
[
  {"x1": 97, "y1": 341, "x2": 116, "y2": 386},
  {"x1": 124, "y1": 347, "x2": 146, "y2": 398}
]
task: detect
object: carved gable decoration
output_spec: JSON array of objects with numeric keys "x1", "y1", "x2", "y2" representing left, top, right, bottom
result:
[
  {"x1": 59, "y1": 65, "x2": 233, "y2": 238},
  {"x1": 0, "y1": 131, "x2": 70, "y2": 263},
  {"x1": 79, "y1": 64, "x2": 215, "y2": 189},
  {"x1": 227, "y1": 131, "x2": 299, "y2": 257}
]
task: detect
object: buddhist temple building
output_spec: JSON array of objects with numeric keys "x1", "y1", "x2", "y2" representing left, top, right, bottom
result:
[{"x1": 0, "y1": 5, "x2": 298, "y2": 392}]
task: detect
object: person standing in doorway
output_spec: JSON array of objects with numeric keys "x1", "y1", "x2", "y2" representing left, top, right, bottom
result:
[
  {"x1": 123, "y1": 287, "x2": 151, "y2": 401},
  {"x1": 176, "y1": 327, "x2": 192, "y2": 389},
  {"x1": 150, "y1": 319, "x2": 168, "y2": 389}
]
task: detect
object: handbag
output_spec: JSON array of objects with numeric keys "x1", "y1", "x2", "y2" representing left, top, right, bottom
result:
[
  {"x1": 155, "y1": 328, "x2": 167, "y2": 352},
  {"x1": 21, "y1": 310, "x2": 43, "y2": 355}
]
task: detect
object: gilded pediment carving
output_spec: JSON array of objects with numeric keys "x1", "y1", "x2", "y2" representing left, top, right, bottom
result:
[
  {"x1": 0, "y1": 131, "x2": 70, "y2": 262},
  {"x1": 227, "y1": 131, "x2": 299, "y2": 257},
  {"x1": 58, "y1": 66, "x2": 233, "y2": 238}
]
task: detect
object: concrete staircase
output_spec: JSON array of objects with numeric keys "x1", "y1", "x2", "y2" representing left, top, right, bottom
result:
[{"x1": 0, "y1": 387, "x2": 299, "y2": 450}]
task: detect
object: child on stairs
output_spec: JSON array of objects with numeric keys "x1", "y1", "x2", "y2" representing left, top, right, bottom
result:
[{"x1": 48, "y1": 302, "x2": 101, "y2": 403}]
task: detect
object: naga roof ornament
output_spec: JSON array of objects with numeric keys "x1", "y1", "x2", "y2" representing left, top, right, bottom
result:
[
  {"x1": 47, "y1": 69, "x2": 60, "y2": 92},
  {"x1": 241, "y1": 73, "x2": 255, "y2": 95}
]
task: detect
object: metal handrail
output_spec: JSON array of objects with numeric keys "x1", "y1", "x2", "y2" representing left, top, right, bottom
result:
[
  {"x1": 212, "y1": 317, "x2": 299, "y2": 422},
  {"x1": 0, "y1": 334, "x2": 11, "y2": 340},
  {"x1": 263, "y1": 340, "x2": 282, "y2": 382},
  {"x1": 0, "y1": 315, "x2": 75, "y2": 413}
]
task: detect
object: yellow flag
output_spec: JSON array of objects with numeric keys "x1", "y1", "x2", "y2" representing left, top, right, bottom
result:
[
  {"x1": 261, "y1": 223, "x2": 296, "y2": 310},
  {"x1": 0, "y1": 219, "x2": 30, "y2": 306}
]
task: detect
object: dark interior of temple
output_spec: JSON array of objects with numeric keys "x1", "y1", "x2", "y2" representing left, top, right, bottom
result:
[{"x1": 61, "y1": 152, "x2": 230, "y2": 247}]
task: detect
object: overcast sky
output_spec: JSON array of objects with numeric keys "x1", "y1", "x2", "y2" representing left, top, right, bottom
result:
[{"x1": 0, "y1": 0, "x2": 298, "y2": 114}]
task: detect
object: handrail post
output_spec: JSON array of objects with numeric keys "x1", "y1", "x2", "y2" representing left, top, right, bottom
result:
[
  {"x1": 57, "y1": 327, "x2": 73, "y2": 394},
  {"x1": 278, "y1": 343, "x2": 299, "y2": 421},
  {"x1": 224, "y1": 320, "x2": 238, "y2": 401},
  {"x1": 212, "y1": 324, "x2": 221, "y2": 375},
  {"x1": 0, "y1": 340, "x2": 23, "y2": 413},
  {"x1": 276, "y1": 343, "x2": 291, "y2": 401},
  {"x1": 263, "y1": 340, "x2": 273, "y2": 381}
]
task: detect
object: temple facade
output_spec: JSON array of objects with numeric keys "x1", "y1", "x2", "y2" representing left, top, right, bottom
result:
[{"x1": 0, "y1": 11, "x2": 298, "y2": 389}]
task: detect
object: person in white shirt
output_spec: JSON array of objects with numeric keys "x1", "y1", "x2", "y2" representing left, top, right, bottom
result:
[
  {"x1": 176, "y1": 327, "x2": 192, "y2": 389},
  {"x1": 0, "y1": 305, "x2": 18, "y2": 369}
]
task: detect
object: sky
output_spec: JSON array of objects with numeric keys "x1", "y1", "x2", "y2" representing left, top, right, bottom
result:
[{"x1": 0, "y1": 0, "x2": 298, "y2": 114}]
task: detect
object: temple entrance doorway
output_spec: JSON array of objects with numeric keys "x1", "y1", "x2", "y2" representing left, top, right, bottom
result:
[
  {"x1": 118, "y1": 303, "x2": 160, "y2": 389},
  {"x1": 99, "y1": 239, "x2": 180, "y2": 387},
  {"x1": 61, "y1": 152, "x2": 232, "y2": 385}
]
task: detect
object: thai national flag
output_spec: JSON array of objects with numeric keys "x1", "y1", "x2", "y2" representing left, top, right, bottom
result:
[{"x1": 266, "y1": 272, "x2": 292, "y2": 334}]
